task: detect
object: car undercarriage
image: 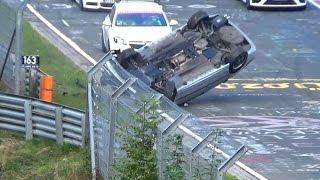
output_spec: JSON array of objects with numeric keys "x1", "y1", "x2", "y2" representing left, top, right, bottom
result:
[{"x1": 114, "y1": 11, "x2": 255, "y2": 104}]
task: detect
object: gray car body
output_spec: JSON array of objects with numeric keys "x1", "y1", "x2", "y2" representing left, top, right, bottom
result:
[
  {"x1": 171, "y1": 20, "x2": 256, "y2": 104},
  {"x1": 116, "y1": 14, "x2": 256, "y2": 104}
]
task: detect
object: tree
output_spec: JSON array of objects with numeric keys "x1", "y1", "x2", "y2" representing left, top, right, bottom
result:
[
  {"x1": 165, "y1": 134, "x2": 185, "y2": 180},
  {"x1": 114, "y1": 97, "x2": 161, "y2": 180},
  {"x1": 192, "y1": 129, "x2": 223, "y2": 180}
]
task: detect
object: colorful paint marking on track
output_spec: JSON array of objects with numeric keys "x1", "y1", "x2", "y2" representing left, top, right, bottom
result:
[
  {"x1": 199, "y1": 116, "x2": 320, "y2": 180},
  {"x1": 215, "y1": 79, "x2": 320, "y2": 91}
]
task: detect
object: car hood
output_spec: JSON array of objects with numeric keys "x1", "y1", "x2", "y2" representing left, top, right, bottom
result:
[{"x1": 109, "y1": 26, "x2": 172, "y2": 43}]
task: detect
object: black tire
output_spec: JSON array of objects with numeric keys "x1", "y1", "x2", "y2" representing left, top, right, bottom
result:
[
  {"x1": 102, "y1": 32, "x2": 109, "y2": 52},
  {"x1": 298, "y1": 4, "x2": 307, "y2": 11},
  {"x1": 246, "y1": 0, "x2": 252, "y2": 10},
  {"x1": 79, "y1": 0, "x2": 85, "y2": 11},
  {"x1": 229, "y1": 47, "x2": 248, "y2": 73},
  {"x1": 187, "y1": 10, "x2": 209, "y2": 29},
  {"x1": 163, "y1": 81, "x2": 177, "y2": 101},
  {"x1": 117, "y1": 48, "x2": 138, "y2": 68}
]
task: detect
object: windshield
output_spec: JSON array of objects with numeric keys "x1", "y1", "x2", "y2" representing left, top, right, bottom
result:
[{"x1": 115, "y1": 13, "x2": 167, "y2": 26}]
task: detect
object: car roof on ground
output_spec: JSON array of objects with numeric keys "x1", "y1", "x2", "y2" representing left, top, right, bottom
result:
[{"x1": 115, "y1": 1, "x2": 163, "y2": 13}]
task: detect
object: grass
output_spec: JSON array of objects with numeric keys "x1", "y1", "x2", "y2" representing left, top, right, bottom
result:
[
  {"x1": 0, "y1": 21, "x2": 90, "y2": 179},
  {"x1": 0, "y1": 131, "x2": 90, "y2": 180},
  {"x1": 23, "y1": 21, "x2": 87, "y2": 110},
  {"x1": 225, "y1": 173, "x2": 238, "y2": 180}
]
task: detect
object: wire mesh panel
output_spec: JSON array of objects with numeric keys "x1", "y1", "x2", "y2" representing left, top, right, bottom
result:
[
  {"x1": 88, "y1": 54, "x2": 245, "y2": 180},
  {"x1": 0, "y1": 0, "x2": 27, "y2": 91}
]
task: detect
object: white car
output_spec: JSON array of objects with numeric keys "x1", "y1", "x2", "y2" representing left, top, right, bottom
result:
[
  {"x1": 101, "y1": 1, "x2": 178, "y2": 53},
  {"x1": 241, "y1": 0, "x2": 307, "y2": 10},
  {"x1": 75, "y1": 0, "x2": 115, "y2": 10}
]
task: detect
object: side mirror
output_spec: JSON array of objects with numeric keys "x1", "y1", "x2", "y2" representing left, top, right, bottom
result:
[
  {"x1": 103, "y1": 16, "x2": 112, "y2": 26},
  {"x1": 169, "y1": 19, "x2": 178, "y2": 26}
]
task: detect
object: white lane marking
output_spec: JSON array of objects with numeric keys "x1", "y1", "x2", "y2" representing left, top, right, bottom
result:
[
  {"x1": 51, "y1": 4, "x2": 73, "y2": 9},
  {"x1": 166, "y1": 5, "x2": 183, "y2": 9},
  {"x1": 309, "y1": 0, "x2": 320, "y2": 9},
  {"x1": 62, "y1": 19, "x2": 70, "y2": 27},
  {"x1": 27, "y1": 4, "x2": 97, "y2": 65},
  {"x1": 296, "y1": 18, "x2": 311, "y2": 21},
  {"x1": 27, "y1": 4, "x2": 267, "y2": 180},
  {"x1": 188, "y1": 4, "x2": 216, "y2": 9},
  {"x1": 44, "y1": 5, "x2": 49, "y2": 9}
]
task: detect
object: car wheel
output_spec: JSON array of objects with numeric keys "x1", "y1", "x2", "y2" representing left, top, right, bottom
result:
[
  {"x1": 79, "y1": 0, "x2": 85, "y2": 11},
  {"x1": 117, "y1": 48, "x2": 139, "y2": 69},
  {"x1": 102, "y1": 33, "x2": 110, "y2": 52},
  {"x1": 299, "y1": 4, "x2": 307, "y2": 10},
  {"x1": 163, "y1": 81, "x2": 177, "y2": 101},
  {"x1": 246, "y1": 0, "x2": 252, "y2": 10},
  {"x1": 187, "y1": 10, "x2": 209, "y2": 29},
  {"x1": 229, "y1": 47, "x2": 248, "y2": 73}
]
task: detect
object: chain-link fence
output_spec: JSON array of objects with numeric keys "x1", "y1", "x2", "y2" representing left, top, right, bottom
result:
[
  {"x1": 87, "y1": 53, "x2": 247, "y2": 180},
  {"x1": 0, "y1": 0, "x2": 28, "y2": 93}
]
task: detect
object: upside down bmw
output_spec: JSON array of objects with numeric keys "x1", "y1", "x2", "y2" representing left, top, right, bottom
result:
[{"x1": 102, "y1": 11, "x2": 256, "y2": 104}]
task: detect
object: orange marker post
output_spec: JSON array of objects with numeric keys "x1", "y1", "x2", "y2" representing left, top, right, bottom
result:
[{"x1": 39, "y1": 75, "x2": 54, "y2": 102}]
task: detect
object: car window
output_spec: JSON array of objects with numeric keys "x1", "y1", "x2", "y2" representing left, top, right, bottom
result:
[{"x1": 115, "y1": 13, "x2": 167, "y2": 26}]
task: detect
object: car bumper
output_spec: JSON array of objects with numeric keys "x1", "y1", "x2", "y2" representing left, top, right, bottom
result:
[
  {"x1": 249, "y1": 0, "x2": 307, "y2": 8},
  {"x1": 83, "y1": 1, "x2": 113, "y2": 9},
  {"x1": 110, "y1": 42, "x2": 146, "y2": 52}
]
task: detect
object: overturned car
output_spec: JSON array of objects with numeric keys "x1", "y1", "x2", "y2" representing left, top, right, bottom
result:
[{"x1": 113, "y1": 11, "x2": 256, "y2": 104}]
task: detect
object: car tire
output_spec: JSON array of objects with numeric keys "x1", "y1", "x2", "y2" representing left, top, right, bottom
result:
[
  {"x1": 102, "y1": 33, "x2": 110, "y2": 52},
  {"x1": 79, "y1": 0, "x2": 85, "y2": 11},
  {"x1": 163, "y1": 81, "x2": 177, "y2": 101},
  {"x1": 117, "y1": 48, "x2": 139, "y2": 68},
  {"x1": 229, "y1": 47, "x2": 248, "y2": 73},
  {"x1": 246, "y1": 0, "x2": 252, "y2": 10},
  {"x1": 299, "y1": 4, "x2": 307, "y2": 11},
  {"x1": 187, "y1": 10, "x2": 209, "y2": 29}
]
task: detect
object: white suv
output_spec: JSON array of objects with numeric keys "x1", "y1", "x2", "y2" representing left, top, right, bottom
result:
[{"x1": 101, "y1": 1, "x2": 178, "y2": 53}]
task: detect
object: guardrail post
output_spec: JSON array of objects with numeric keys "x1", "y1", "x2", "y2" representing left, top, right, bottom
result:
[
  {"x1": 81, "y1": 114, "x2": 86, "y2": 147},
  {"x1": 24, "y1": 100, "x2": 33, "y2": 140},
  {"x1": 55, "y1": 106, "x2": 63, "y2": 145}
]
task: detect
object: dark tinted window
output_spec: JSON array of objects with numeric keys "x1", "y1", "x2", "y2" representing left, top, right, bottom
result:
[{"x1": 115, "y1": 13, "x2": 167, "y2": 26}]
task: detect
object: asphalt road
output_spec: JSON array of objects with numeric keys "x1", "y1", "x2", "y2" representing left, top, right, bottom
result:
[{"x1": 27, "y1": 0, "x2": 320, "y2": 179}]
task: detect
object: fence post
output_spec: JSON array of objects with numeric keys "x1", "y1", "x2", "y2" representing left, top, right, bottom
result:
[
  {"x1": 15, "y1": 3, "x2": 26, "y2": 95},
  {"x1": 24, "y1": 100, "x2": 33, "y2": 140},
  {"x1": 190, "y1": 131, "x2": 216, "y2": 177},
  {"x1": 81, "y1": 114, "x2": 86, "y2": 147},
  {"x1": 217, "y1": 145, "x2": 247, "y2": 180},
  {"x1": 55, "y1": 106, "x2": 63, "y2": 145},
  {"x1": 106, "y1": 78, "x2": 136, "y2": 178},
  {"x1": 159, "y1": 113, "x2": 189, "y2": 180},
  {"x1": 87, "y1": 82, "x2": 97, "y2": 180}
]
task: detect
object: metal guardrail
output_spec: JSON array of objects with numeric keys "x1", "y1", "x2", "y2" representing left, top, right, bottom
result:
[{"x1": 0, "y1": 92, "x2": 86, "y2": 146}]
